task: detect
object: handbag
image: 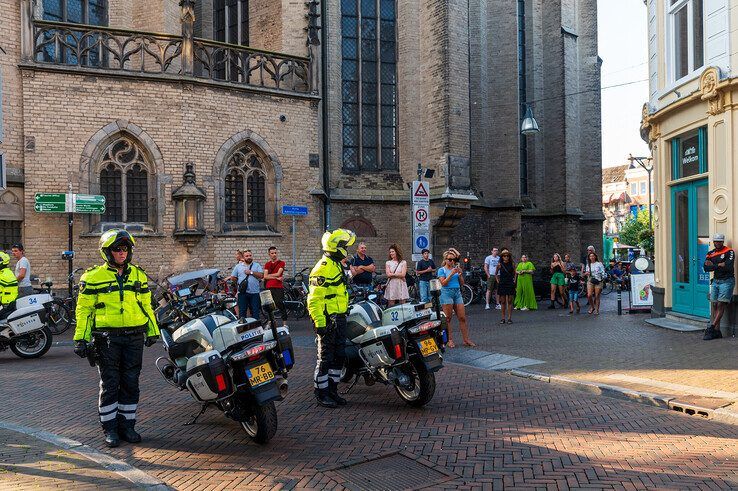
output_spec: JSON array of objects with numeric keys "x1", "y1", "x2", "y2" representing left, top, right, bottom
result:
[{"x1": 588, "y1": 264, "x2": 601, "y2": 285}]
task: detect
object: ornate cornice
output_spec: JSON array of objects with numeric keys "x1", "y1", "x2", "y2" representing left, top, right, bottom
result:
[{"x1": 641, "y1": 66, "x2": 736, "y2": 143}]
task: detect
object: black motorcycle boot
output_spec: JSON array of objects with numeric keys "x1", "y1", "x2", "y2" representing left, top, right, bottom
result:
[
  {"x1": 103, "y1": 428, "x2": 120, "y2": 448},
  {"x1": 328, "y1": 381, "x2": 347, "y2": 406},
  {"x1": 315, "y1": 389, "x2": 338, "y2": 408},
  {"x1": 118, "y1": 420, "x2": 142, "y2": 443}
]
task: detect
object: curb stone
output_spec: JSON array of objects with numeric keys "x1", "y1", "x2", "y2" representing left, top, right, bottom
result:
[{"x1": 0, "y1": 421, "x2": 171, "y2": 490}]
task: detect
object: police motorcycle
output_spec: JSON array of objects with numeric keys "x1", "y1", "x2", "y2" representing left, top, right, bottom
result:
[
  {"x1": 154, "y1": 269, "x2": 294, "y2": 444},
  {"x1": 341, "y1": 279, "x2": 447, "y2": 407},
  {"x1": 0, "y1": 293, "x2": 57, "y2": 359}
]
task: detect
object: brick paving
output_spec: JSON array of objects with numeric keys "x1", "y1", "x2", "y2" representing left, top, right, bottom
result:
[
  {"x1": 2, "y1": 338, "x2": 738, "y2": 490},
  {"x1": 453, "y1": 295, "x2": 738, "y2": 405},
  {"x1": 0, "y1": 427, "x2": 136, "y2": 490}
]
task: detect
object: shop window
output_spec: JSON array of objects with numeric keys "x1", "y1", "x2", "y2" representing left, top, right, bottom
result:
[
  {"x1": 668, "y1": 0, "x2": 704, "y2": 81},
  {"x1": 670, "y1": 126, "x2": 707, "y2": 180}
]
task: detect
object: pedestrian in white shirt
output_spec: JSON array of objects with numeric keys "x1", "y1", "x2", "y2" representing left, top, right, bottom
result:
[
  {"x1": 484, "y1": 247, "x2": 501, "y2": 310},
  {"x1": 11, "y1": 244, "x2": 34, "y2": 297}
]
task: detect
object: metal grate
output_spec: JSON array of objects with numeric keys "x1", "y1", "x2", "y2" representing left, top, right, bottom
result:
[{"x1": 326, "y1": 452, "x2": 454, "y2": 491}]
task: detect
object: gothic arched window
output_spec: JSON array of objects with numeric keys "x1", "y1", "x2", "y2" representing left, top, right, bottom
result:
[
  {"x1": 223, "y1": 145, "x2": 270, "y2": 230},
  {"x1": 97, "y1": 136, "x2": 152, "y2": 225}
]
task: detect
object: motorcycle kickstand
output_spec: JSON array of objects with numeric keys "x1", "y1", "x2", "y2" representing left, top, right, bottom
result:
[
  {"x1": 341, "y1": 374, "x2": 361, "y2": 395},
  {"x1": 185, "y1": 403, "x2": 209, "y2": 426}
]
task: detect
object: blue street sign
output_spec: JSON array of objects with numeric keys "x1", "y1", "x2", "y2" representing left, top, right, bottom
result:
[
  {"x1": 416, "y1": 235, "x2": 429, "y2": 249},
  {"x1": 281, "y1": 205, "x2": 308, "y2": 216}
]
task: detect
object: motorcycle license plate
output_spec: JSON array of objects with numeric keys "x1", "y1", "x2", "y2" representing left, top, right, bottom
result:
[
  {"x1": 418, "y1": 338, "x2": 438, "y2": 357},
  {"x1": 246, "y1": 362, "x2": 275, "y2": 387}
]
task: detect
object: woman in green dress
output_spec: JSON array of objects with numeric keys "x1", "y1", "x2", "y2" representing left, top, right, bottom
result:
[{"x1": 514, "y1": 254, "x2": 538, "y2": 311}]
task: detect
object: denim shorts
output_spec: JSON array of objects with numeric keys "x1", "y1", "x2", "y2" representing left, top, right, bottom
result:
[
  {"x1": 568, "y1": 290, "x2": 579, "y2": 303},
  {"x1": 440, "y1": 287, "x2": 463, "y2": 305},
  {"x1": 710, "y1": 278, "x2": 735, "y2": 303}
]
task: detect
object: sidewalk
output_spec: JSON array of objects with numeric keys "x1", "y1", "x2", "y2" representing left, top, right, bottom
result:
[
  {"x1": 0, "y1": 426, "x2": 138, "y2": 490},
  {"x1": 456, "y1": 294, "x2": 738, "y2": 415}
]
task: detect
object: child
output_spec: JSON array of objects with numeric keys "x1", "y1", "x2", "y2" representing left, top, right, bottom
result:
[{"x1": 567, "y1": 267, "x2": 581, "y2": 315}]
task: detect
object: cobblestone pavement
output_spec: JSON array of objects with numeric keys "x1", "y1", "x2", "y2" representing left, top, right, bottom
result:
[
  {"x1": 2, "y1": 338, "x2": 738, "y2": 490},
  {"x1": 0, "y1": 427, "x2": 137, "y2": 490}
]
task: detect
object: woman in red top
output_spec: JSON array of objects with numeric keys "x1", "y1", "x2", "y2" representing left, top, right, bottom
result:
[{"x1": 263, "y1": 246, "x2": 287, "y2": 325}]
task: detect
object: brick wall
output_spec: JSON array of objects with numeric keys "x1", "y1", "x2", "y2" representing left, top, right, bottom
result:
[
  {"x1": 19, "y1": 70, "x2": 320, "y2": 283},
  {"x1": 0, "y1": 0, "x2": 24, "y2": 180}
]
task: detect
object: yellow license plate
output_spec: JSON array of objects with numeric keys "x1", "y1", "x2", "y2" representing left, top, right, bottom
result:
[
  {"x1": 419, "y1": 338, "x2": 438, "y2": 357},
  {"x1": 246, "y1": 362, "x2": 275, "y2": 387}
]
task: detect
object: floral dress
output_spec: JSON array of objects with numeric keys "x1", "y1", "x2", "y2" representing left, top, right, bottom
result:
[{"x1": 384, "y1": 260, "x2": 409, "y2": 301}]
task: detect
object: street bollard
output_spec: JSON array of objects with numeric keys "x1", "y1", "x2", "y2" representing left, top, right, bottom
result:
[{"x1": 617, "y1": 282, "x2": 622, "y2": 316}]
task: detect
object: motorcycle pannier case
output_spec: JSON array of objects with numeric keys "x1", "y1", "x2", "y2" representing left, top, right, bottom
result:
[
  {"x1": 185, "y1": 350, "x2": 232, "y2": 401},
  {"x1": 7, "y1": 306, "x2": 47, "y2": 335}
]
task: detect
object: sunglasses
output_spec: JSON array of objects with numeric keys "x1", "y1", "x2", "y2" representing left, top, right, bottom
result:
[{"x1": 110, "y1": 245, "x2": 128, "y2": 253}]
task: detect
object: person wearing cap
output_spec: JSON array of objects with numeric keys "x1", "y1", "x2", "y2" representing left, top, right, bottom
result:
[{"x1": 703, "y1": 233, "x2": 734, "y2": 340}]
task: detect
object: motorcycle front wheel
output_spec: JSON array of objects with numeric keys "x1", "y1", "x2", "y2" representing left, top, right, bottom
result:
[
  {"x1": 240, "y1": 401, "x2": 278, "y2": 444},
  {"x1": 10, "y1": 326, "x2": 53, "y2": 359},
  {"x1": 395, "y1": 356, "x2": 436, "y2": 408}
]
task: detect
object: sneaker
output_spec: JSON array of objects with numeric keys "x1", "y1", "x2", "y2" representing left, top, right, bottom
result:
[
  {"x1": 703, "y1": 326, "x2": 720, "y2": 341},
  {"x1": 485, "y1": 304, "x2": 490, "y2": 310},
  {"x1": 495, "y1": 304, "x2": 501, "y2": 310},
  {"x1": 521, "y1": 307, "x2": 529, "y2": 311}
]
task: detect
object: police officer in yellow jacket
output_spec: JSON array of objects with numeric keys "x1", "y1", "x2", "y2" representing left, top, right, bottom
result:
[
  {"x1": 73, "y1": 230, "x2": 159, "y2": 447},
  {"x1": 307, "y1": 229, "x2": 356, "y2": 408},
  {"x1": 0, "y1": 252, "x2": 19, "y2": 321}
]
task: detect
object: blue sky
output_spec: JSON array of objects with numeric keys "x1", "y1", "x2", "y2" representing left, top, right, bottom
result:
[{"x1": 598, "y1": 0, "x2": 651, "y2": 167}]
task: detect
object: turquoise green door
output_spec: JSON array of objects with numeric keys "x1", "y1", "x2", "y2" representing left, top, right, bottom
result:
[{"x1": 671, "y1": 180, "x2": 710, "y2": 318}]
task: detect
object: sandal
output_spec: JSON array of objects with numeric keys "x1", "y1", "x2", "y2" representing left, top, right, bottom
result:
[
  {"x1": 588, "y1": 309, "x2": 594, "y2": 315},
  {"x1": 506, "y1": 319, "x2": 513, "y2": 324},
  {"x1": 446, "y1": 340, "x2": 456, "y2": 348},
  {"x1": 463, "y1": 341, "x2": 477, "y2": 347},
  {"x1": 500, "y1": 319, "x2": 506, "y2": 324}
]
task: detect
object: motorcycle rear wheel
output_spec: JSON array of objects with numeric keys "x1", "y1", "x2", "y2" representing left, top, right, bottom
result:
[
  {"x1": 10, "y1": 327, "x2": 53, "y2": 359},
  {"x1": 395, "y1": 356, "x2": 436, "y2": 407},
  {"x1": 240, "y1": 401, "x2": 278, "y2": 444}
]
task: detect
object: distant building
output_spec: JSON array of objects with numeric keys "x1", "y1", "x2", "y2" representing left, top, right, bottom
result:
[{"x1": 602, "y1": 163, "x2": 651, "y2": 237}]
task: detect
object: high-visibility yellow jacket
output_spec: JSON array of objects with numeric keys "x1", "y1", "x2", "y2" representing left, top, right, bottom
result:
[
  {"x1": 0, "y1": 268, "x2": 18, "y2": 306},
  {"x1": 74, "y1": 263, "x2": 159, "y2": 342},
  {"x1": 307, "y1": 255, "x2": 348, "y2": 328}
]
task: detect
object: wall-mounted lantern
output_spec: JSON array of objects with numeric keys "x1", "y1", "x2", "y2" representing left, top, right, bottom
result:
[{"x1": 172, "y1": 162, "x2": 206, "y2": 250}]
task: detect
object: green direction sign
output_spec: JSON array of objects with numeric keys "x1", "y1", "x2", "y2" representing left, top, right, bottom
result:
[
  {"x1": 34, "y1": 193, "x2": 67, "y2": 213},
  {"x1": 74, "y1": 194, "x2": 105, "y2": 214}
]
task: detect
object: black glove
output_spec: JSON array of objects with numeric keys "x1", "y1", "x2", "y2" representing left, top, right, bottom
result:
[
  {"x1": 74, "y1": 341, "x2": 87, "y2": 358},
  {"x1": 314, "y1": 323, "x2": 327, "y2": 335},
  {"x1": 144, "y1": 336, "x2": 159, "y2": 347}
]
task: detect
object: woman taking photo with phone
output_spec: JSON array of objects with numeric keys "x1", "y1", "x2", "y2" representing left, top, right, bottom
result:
[{"x1": 437, "y1": 248, "x2": 475, "y2": 348}]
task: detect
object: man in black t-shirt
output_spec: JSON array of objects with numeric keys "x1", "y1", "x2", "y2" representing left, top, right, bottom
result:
[
  {"x1": 703, "y1": 233, "x2": 735, "y2": 340},
  {"x1": 415, "y1": 249, "x2": 436, "y2": 303},
  {"x1": 349, "y1": 242, "x2": 376, "y2": 288}
]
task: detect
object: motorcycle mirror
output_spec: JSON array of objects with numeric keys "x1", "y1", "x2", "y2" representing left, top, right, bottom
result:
[
  {"x1": 429, "y1": 279, "x2": 442, "y2": 292},
  {"x1": 259, "y1": 290, "x2": 275, "y2": 312}
]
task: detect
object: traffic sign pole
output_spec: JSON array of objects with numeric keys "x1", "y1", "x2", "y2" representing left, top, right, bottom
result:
[
  {"x1": 68, "y1": 213, "x2": 73, "y2": 298},
  {"x1": 281, "y1": 205, "x2": 309, "y2": 276}
]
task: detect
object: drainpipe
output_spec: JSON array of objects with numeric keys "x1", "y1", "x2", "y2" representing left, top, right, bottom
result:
[{"x1": 320, "y1": 0, "x2": 331, "y2": 230}]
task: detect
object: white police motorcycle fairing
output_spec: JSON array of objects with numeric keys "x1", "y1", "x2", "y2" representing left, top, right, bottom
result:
[{"x1": 0, "y1": 293, "x2": 56, "y2": 359}]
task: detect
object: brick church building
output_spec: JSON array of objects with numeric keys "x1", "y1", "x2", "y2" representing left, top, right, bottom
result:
[{"x1": 0, "y1": 0, "x2": 602, "y2": 281}]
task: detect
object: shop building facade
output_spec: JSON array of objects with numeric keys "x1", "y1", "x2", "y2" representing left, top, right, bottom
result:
[{"x1": 640, "y1": 0, "x2": 733, "y2": 318}]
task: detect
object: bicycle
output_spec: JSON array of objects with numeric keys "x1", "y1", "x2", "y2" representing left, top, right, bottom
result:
[
  {"x1": 283, "y1": 267, "x2": 310, "y2": 319},
  {"x1": 33, "y1": 268, "x2": 84, "y2": 335}
]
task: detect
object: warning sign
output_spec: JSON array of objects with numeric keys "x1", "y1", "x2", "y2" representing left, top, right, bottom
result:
[{"x1": 412, "y1": 181, "x2": 429, "y2": 205}]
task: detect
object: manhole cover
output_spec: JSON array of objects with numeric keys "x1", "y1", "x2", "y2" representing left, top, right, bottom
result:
[{"x1": 326, "y1": 451, "x2": 455, "y2": 490}]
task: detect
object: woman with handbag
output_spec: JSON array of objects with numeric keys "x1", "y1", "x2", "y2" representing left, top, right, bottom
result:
[
  {"x1": 384, "y1": 244, "x2": 409, "y2": 306},
  {"x1": 584, "y1": 252, "x2": 606, "y2": 315}
]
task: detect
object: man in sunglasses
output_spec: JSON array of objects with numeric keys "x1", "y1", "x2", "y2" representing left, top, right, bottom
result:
[{"x1": 73, "y1": 229, "x2": 160, "y2": 448}]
